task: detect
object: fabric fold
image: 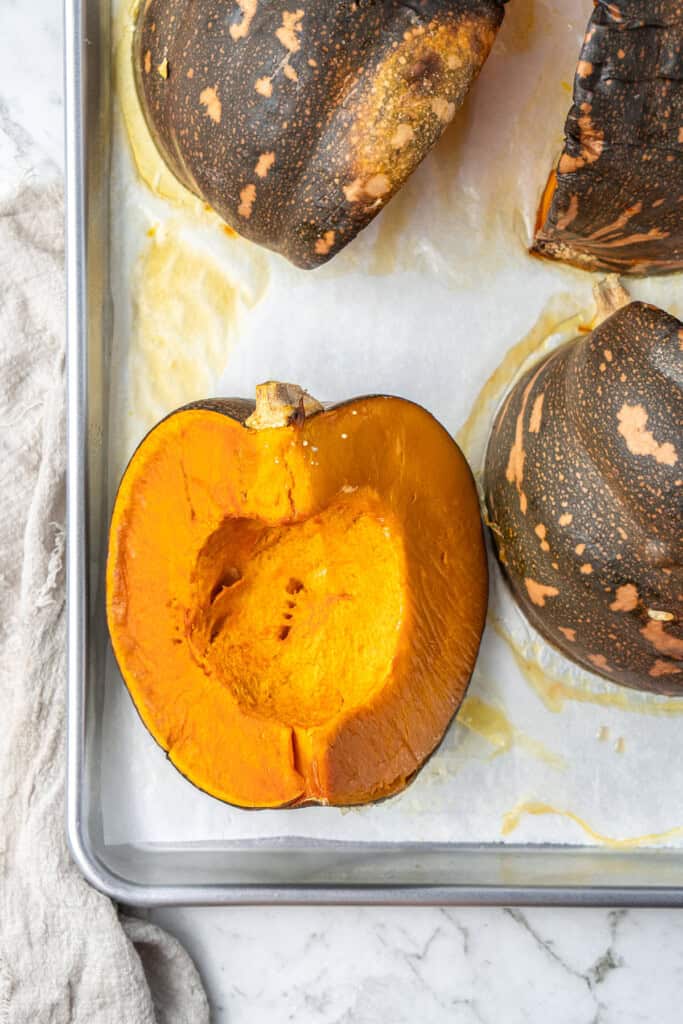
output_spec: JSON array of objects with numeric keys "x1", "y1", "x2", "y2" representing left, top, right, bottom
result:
[{"x1": 0, "y1": 184, "x2": 209, "y2": 1024}]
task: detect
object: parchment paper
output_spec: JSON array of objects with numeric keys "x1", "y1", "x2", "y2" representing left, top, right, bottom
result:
[{"x1": 103, "y1": 0, "x2": 683, "y2": 849}]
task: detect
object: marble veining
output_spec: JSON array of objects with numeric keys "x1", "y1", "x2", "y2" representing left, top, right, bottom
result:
[
  {"x1": 143, "y1": 904, "x2": 683, "y2": 1023},
  {"x1": 8, "y1": 0, "x2": 683, "y2": 1020}
]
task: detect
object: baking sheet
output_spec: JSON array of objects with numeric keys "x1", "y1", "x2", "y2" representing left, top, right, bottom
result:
[{"x1": 102, "y1": 0, "x2": 683, "y2": 850}]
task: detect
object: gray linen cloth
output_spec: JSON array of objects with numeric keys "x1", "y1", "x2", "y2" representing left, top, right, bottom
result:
[{"x1": 0, "y1": 184, "x2": 210, "y2": 1024}]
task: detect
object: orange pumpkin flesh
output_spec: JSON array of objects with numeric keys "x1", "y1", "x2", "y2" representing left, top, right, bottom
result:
[{"x1": 106, "y1": 385, "x2": 488, "y2": 808}]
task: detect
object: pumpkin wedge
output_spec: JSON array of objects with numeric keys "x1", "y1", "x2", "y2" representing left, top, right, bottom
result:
[
  {"x1": 133, "y1": 0, "x2": 507, "y2": 268},
  {"x1": 107, "y1": 384, "x2": 488, "y2": 807},
  {"x1": 532, "y1": 0, "x2": 683, "y2": 275},
  {"x1": 484, "y1": 287, "x2": 683, "y2": 694}
]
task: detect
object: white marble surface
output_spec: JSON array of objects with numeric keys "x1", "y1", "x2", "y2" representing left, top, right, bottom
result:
[
  {"x1": 6, "y1": 1, "x2": 683, "y2": 1021},
  {"x1": 140, "y1": 905, "x2": 683, "y2": 1023}
]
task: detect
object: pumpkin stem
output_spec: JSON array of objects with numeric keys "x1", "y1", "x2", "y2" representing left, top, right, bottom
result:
[
  {"x1": 245, "y1": 381, "x2": 323, "y2": 430},
  {"x1": 592, "y1": 275, "x2": 631, "y2": 326}
]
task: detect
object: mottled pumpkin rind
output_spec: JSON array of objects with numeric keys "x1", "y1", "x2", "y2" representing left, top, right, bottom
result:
[
  {"x1": 133, "y1": 0, "x2": 505, "y2": 268},
  {"x1": 484, "y1": 302, "x2": 683, "y2": 695},
  {"x1": 532, "y1": 0, "x2": 683, "y2": 276}
]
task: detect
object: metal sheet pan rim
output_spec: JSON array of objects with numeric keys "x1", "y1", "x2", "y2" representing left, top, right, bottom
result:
[{"x1": 64, "y1": 0, "x2": 683, "y2": 906}]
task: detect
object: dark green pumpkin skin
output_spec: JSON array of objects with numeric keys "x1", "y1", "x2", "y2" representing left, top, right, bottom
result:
[
  {"x1": 485, "y1": 302, "x2": 683, "y2": 695},
  {"x1": 133, "y1": 0, "x2": 505, "y2": 268},
  {"x1": 532, "y1": 0, "x2": 683, "y2": 276}
]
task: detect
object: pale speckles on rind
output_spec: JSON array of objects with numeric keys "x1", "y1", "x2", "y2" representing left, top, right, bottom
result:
[
  {"x1": 610, "y1": 583, "x2": 639, "y2": 612},
  {"x1": 559, "y1": 626, "x2": 576, "y2": 642},
  {"x1": 641, "y1": 619, "x2": 683, "y2": 659},
  {"x1": 283, "y1": 64, "x2": 299, "y2": 82},
  {"x1": 580, "y1": 563, "x2": 593, "y2": 575},
  {"x1": 589, "y1": 653, "x2": 610, "y2": 671},
  {"x1": 276, "y1": 9, "x2": 304, "y2": 54},
  {"x1": 558, "y1": 513, "x2": 573, "y2": 526},
  {"x1": 230, "y1": 0, "x2": 258, "y2": 42},
  {"x1": 505, "y1": 364, "x2": 545, "y2": 516},
  {"x1": 592, "y1": 228, "x2": 670, "y2": 250},
  {"x1": 650, "y1": 659, "x2": 682, "y2": 678},
  {"x1": 587, "y1": 201, "x2": 642, "y2": 241},
  {"x1": 558, "y1": 108, "x2": 604, "y2": 174},
  {"x1": 583, "y1": 203, "x2": 670, "y2": 251},
  {"x1": 525, "y1": 578, "x2": 559, "y2": 607},
  {"x1": 255, "y1": 76, "x2": 273, "y2": 97},
  {"x1": 617, "y1": 403, "x2": 678, "y2": 466},
  {"x1": 254, "y1": 151, "x2": 275, "y2": 178},
  {"x1": 238, "y1": 183, "x2": 257, "y2": 218},
  {"x1": 314, "y1": 230, "x2": 335, "y2": 256},
  {"x1": 534, "y1": 523, "x2": 550, "y2": 553},
  {"x1": 528, "y1": 393, "x2": 544, "y2": 434},
  {"x1": 199, "y1": 86, "x2": 222, "y2": 124}
]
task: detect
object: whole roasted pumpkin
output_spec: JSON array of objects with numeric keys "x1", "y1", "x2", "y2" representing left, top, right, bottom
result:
[
  {"x1": 532, "y1": 0, "x2": 683, "y2": 275},
  {"x1": 107, "y1": 383, "x2": 488, "y2": 807},
  {"x1": 133, "y1": 0, "x2": 507, "y2": 268},
  {"x1": 484, "y1": 297, "x2": 683, "y2": 694}
]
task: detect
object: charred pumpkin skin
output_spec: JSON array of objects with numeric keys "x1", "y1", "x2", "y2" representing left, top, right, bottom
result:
[
  {"x1": 532, "y1": 0, "x2": 683, "y2": 276},
  {"x1": 133, "y1": 0, "x2": 506, "y2": 268},
  {"x1": 107, "y1": 389, "x2": 488, "y2": 808},
  {"x1": 485, "y1": 302, "x2": 683, "y2": 694}
]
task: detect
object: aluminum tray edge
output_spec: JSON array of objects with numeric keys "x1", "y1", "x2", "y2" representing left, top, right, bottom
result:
[{"x1": 63, "y1": 0, "x2": 683, "y2": 909}]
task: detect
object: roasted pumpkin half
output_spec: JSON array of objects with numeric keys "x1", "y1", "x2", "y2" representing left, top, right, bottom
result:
[
  {"x1": 133, "y1": 0, "x2": 507, "y2": 268},
  {"x1": 532, "y1": 0, "x2": 683, "y2": 275},
  {"x1": 485, "y1": 297, "x2": 683, "y2": 694},
  {"x1": 107, "y1": 384, "x2": 488, "y2": 807}
]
